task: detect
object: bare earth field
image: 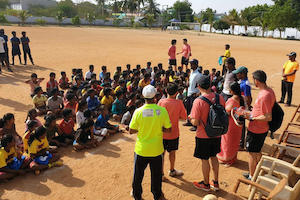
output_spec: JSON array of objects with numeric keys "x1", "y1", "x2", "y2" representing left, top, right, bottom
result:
[{"x1": 0, "y1": 26, "x2": 299, "y2": 200}]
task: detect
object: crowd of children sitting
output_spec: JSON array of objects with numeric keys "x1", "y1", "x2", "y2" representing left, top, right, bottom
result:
[{"x1": 0, "y1": 62, "x2": 225, "y2": 181}]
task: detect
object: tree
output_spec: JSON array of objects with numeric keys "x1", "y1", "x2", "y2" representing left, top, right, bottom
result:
[
  {"x1": 57, "y1": 0, "x2": 77, "y2": 18},
  {"x1": 85, "y1": 13, "x2": 96, "y2": 25},
  {"x1": 213, "y1": 20, "x2": 230, "y2": 33},
  {"x1": 145, "y1": 13, "x2": 155, "y2": 28},
  {"x1": 77, "y1": 1, "x2": 98, "y2": 18},
  {"x1": 240, "y1": 7, "x2": 255, "y2": 33},
  {"x1": 222, "y1": 9, "x2": 240, "y2": 34},
  {"x1": 143, "y1": 0, "x2": 160, "y2": 19},
  {"x1": 96, "y1": 0, "x2": 107, "y2": 16},
  {"x1": 0, "y1": 0, "x2": 9, "y2": 10},
  {"x1": 17, "y1": 10, "x2": 30, "y2": 26},
  {"x1": 56, "y1": 11, "x2": 64, "y2": 25},
  {"x1": 251, "y1": 4, "x2": 272, "y2": 37},
  {"x1": 194, "y1": 11, "x2": 205, "y2": 32},
  {"x1": 71, "y1": 16, "x2": 81, "y2": 26},
  {"x1": 172, "y1": 0, "x2": 193, "y2": 22},
  {"x1": 203, "y1": 8, "x2": 215, "y2": 32}
]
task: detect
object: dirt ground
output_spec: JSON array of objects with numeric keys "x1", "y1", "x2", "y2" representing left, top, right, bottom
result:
[{"x1": 0, "y1": 26, "x2": 299, "y2": 200}]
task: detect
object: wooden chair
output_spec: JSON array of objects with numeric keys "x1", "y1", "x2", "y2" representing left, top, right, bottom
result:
[
  {"x1": 234, "y1": 159, "x2": 300, "y2": 200},
  {"x1": 277, "y1": 104, "x2": 300, "y2": 148}
]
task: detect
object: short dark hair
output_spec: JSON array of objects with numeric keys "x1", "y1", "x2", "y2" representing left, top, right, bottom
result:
[
  {"x1": 116, "y1": 90, "x2": 123, "y2": 98},
  {"x1": 62, "y1": 109, "x2": 72, "y2": 118},
  {"x1": 144, "y1": 73, "x2": 151, "y2": 78},
  {"x1": 226, "y1": 57, "x2": 236, "y2": 66},
  {"x1": 50, "y1": 72, "x2": 56, "y2": 77},
  {"x1": 183, "y1": 38, "x2": 187, "y2": 42},
  {"x1": 166, "y1": 83, "x2": 178, "y2": 96},
  {"x1": 31, "y1": 73, "x2": 37, "y2": 78},
  {"x1": 147, "y1": 62, "x2": 151, "y2": 66},
  {"x1": 171, "y1": 39, "x2": 176, "y2": 45},
  {"x1": 34, "y1": 86, "x2": 42, "y2": 94},
  {"x1": 61, "y1": 71, "x2": 66, "y2": 76},
  {"x1": 252, "y1": 70, "x2": 267, "y2": 83},
  {"x1": 89, "y1": 65, "x2": 94, "y2": 70},
  {"x1": 225, "y1": 44, "x2": 230, "y2": 49},
  {"x1": 102, "y1": 66, "x2": 107, "y2": 71}
]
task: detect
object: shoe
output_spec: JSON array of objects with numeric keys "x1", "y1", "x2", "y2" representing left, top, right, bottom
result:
[
  {"x1": 210, "y1": 180, "x2": 220, "y2": 191},
  {"x1": 169, "y1": 169, "x2": 184, "y2": 177},
  {"x1": 270, "y1": 132, "x2": 275, "y2": 139},
  {"x1": 285, "y1": 104, "x2": 291, "y2": 107},
  {"x1": 278, "y1": 100, "x2": 284, "y2": 104},
  {"x1": 193, "y1": 181, "x2": 210, "y2": 192},
  {"x1": 189, "y1": 126, "x2": 197, "y2": 131},
  {"x1": 243, "y1": 172, "x2": 251, "y2": 180},
  {"x1": 7, "y1": 67, "x2": 13, "y2": 72},
  {"x1": 183, "y1": 122, "x2": 193, "y2": 127}
]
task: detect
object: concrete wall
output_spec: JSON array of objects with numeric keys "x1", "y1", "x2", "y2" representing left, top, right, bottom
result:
[{"x1": 9, "y1": 0, "x2": 57, "y2": 10}]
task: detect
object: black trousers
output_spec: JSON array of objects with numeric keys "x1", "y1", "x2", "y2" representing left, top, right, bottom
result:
[
  {"x1": 23, "y1": 48, "x2": 33, "y2": 64},
  {"x1": 280, "y1": 80, "x2": 293, "y2": 105},
  {"x1": 132, "y1": 153, "x2": 163, "y2": 200}
]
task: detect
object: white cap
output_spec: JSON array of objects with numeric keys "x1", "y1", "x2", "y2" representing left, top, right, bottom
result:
[{"x1": 142, "y1": 85, "x2": 157, "y2": 99}]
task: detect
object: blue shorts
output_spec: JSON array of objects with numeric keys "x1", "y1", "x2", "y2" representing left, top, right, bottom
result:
[{"x1": 7, "y1": 155, "x2": 26, "y2": 170}]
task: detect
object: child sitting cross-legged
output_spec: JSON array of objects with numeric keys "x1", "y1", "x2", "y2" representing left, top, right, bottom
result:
[
  {"x1": 86, "y1": 88, "x2": 100, "y2": 118},
  {"x1": 28, "y1": 126, "x2": 62, "y2": 175},
  {"x1": 73, "y1": 119, "x2": 98, "y2": 151},
  {"x1": 121, "y1": 105, "x2": 136, "y2": 131},
  {"x1": 58, "y1": 109, "x2": 75, "y2": 145},
  {"x1": 23, "y1": 120, "x2": 39, "y2": 154},
  {"x1": 33, "y1": 86, "x2": 48, "y2": 116},
  {"x1": 111, "y1": 90, "x2": 126, "y2": 121},
  {"x1": 95, "y1": 105, "x2": 119, "y2": 136},
  {"x1": 44, "y1": 114, "x2": 66, "y2": 148},
  {"x1": 47, "y1": 88, "x2": 64, "y2": 118},
  {"x1": 59, "y1": 71, "x2": 70, "y2": 90},
  {"x1": 25, "y1": 109, "x2": 42, "y2": 131}
]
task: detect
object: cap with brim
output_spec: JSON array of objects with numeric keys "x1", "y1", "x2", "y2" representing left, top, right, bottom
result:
[
  {"x1": 197, "y1": 75, "x2": 210, "y2": 89},
  {"x1": 142, "y1": 85, "x2": 157, "y2": 99},
  {"x1": 233, "y1": 66, "x2": 248, "y2": 74},
  {"x1": 287, "y1": 52, "x2": 296, "y2": 57}
]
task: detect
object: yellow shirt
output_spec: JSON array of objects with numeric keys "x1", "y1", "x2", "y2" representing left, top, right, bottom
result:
[
  {"x1": 33, "y1": 94, "x2": 47, "y2": 107},
  {"x1": 28, "y1": 137, "x2": 49, "y2": 156},
  {"x1": 138, "y1": 79, "x2": 150, "y2": 88},
  {"x1": 114, "y1": 86, "x2": 121, "y2": 93},
  {"x1": 22, "y1": 131, "x2": 31, "y2": 153},
  {"x1": 0, "y1": 147, "x2": 17, "y2": 168},
  {"x1": 129, "y1": 104, "x2": 172, "y2": 157},
  {"x1": 283, "y1": 60, "x2": 299, "y2": 82},
  {"x1": 101, "y1": 96, "x2": 114, "y2": 106},
  {"x1": 223, "y1": 50, "x2": 231, "y2": 63}
]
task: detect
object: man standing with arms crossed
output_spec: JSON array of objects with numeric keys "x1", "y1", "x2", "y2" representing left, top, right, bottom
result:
[
  {"x1": 129, "y1": 85, "x2": 172, "y2": 200},
  {"x1": 21, "y1": 31, "x2": 34, "y2": 65},
  {"x1": 279, "y1": 52, "x2": 299, "y2": 107},
  {"x1": 177, "y1": 38, "x2": 191, "y2": 70}
]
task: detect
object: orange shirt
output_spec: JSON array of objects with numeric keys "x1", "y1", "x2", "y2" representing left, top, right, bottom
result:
[
  {"x1": 158, "y1": 98, "x2": 187, "y2": 140},
  {"x1": 248, "y1": 88, "x2": 275, "y2": 134},
  {"x1": 283, "y1": 60, "x2": 299, "y2": 82},
  {"x1": 182, "y1": 44, "x2": 191, "y2": 58},
  {"x1": 59, "y1": 119, "x2": 75, "y2": 135}
]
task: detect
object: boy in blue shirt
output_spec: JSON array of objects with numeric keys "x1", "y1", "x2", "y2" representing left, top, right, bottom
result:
[
  {"x1": 112, "y1": 90, "x2": 126, "y2": 121},
  {"x1": 86, "y1": 89, "x2": 100, "y2": 117},
  {"x1": 95, "y1": 105, "x2": 119, "y2": 136}
]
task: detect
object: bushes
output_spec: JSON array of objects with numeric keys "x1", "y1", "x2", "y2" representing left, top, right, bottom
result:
[
  {"x1": 71, "y1": 15, "x2": 80, "y2": 26},
  {"x1": 0, "y1": 13, "x2": 7, "y2": 23},
  {"x1": 113, "y1": 18, "x2": 122, "y2": 27},
  {"x1": 36, "y1": 18, "x2": 46, "y2": 26}
]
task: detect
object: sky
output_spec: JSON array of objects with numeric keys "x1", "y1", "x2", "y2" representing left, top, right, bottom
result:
[{"x1": 69, "y1": 0, "x2": 274, "y2": 13}]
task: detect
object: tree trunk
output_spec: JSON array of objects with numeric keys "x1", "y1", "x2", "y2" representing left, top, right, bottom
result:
[
  {"x1": 279, "y1": 31, "x2": 282, "y2": 39},
  {"x1": 199, "y1": 23, "x2": 202, "y2": 32},
  {"x1": 244, "y1": 25, "x2": 248, "y2": 33},
  {"x1": 210, "y1": 24, "x2": 212, "y2": 33},
  {"x1": 232, "y1": 25, "x2": 235, "y2": 35}
]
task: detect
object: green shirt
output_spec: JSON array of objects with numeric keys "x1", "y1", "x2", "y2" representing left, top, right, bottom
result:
[{"x1": 129, "y1": 104, "x2": 172, "y2": 157}]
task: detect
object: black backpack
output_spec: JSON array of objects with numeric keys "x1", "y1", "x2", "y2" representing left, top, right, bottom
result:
[
  {"x1": 269, "y1": 102, "x2": 284, "y2": 133},
  {"x1": 199, "y1": 94, "x2": 229, "y2": 137}
]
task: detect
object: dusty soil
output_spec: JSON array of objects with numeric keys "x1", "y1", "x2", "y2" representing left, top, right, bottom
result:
[{"x1": 0, "y1": 26, "x2": 299, "y2": 200}]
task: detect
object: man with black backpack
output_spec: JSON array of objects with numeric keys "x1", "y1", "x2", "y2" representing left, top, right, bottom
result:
[
  {"x1": 243, "y1": 70, "x2": 276, "y2": 180},
  {"x1": 189, "y1": 75, "x2": 227, "y2": 192}
]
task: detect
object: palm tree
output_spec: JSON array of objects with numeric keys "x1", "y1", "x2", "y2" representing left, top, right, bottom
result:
[
  {"x1": 145, "y1": 13, "x2": 155, "y2": 28},
  {"x1": 56, "y1": 11, "x2": 64, "y2": 25},
  {"x1": 143, "y1": 0, "x2": 160, "y2": 18},
  {"x1": 194, "y1": 12, "x2": 205, "y2": 32},
  {"x1": 17, "y1": 10, "x2": 30, "y2": 26},
  {"x1": 240, "y1": 8, "x2": 253, "y2": 33},
  {"x1": 86, "y1": 13, "x2": 96, "y2": 25},
  {"x1": 223, "y1": 9, "x2": 240, "y2": 34},
  {"x1": 96, "y1": 0, "x2": 106, "y2": 16}
]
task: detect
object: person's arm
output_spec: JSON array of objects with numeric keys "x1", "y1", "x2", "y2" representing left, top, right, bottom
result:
[
  {"x1": 283, "y1": 69, "x2": 297, "y2": 77},
  {"x1": 190, "y1": 118, "x2": 200, "y2": 126},
  {"x1": 162, "y1": 127, "x2": 172, "y2": 133},
  {"x1": 25, "y1": 80, "x2": 31, "y2": 84},
  {"x1": 129, "y1": 128, "x2": 138, "y2": 134},
  {"x1": 245, "y1": 96, "x2": 252, "y2": 107},
  {"x1": 248, "y1": 113, "x2": 272, "y2": 122}
]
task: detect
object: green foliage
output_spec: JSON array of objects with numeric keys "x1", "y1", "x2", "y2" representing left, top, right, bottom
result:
[
  {"x1": 144, "y1": 13, "x2": 155, "y2": 28},
  {"x1": 36, "y1": 18, "x2": 46, "y2": 26},
  {"x1": 0, "y1": 13, "x2": 7, "y2": 23},
  {"x1": 0, "y1": 0, "x2": 8, "y2": 10},
  {"x1": 240, "y1": 7, "x2": 255, "y2": 32},
  {"x1": 85, "y1": 13, "x2": 96, "y2": 24},
  {"x1": 222, "y1": 9, "x2": 240, "y2": 34},
  {"x1": 129, "y1": 16, "x2": 135, "y2": 27},
  {"x1": 77, "y1": 1, "x2": 99, "y2": 18},
  {"x1": 172, "y1": 0, "x2": 193, "y2": 22},
  {"x1": 71, "y1": 15, "x2": 81, "y2": 26},
  {"x1": 17, "y1": 10, "x2": 30, "y2": 26},
  {"x1": 213, "y1": 20, "x2": 230, "y2": 33},
  {"x1": 143, "y1": 0, "x2": 160, "y2": 18},
  {"x1": 56, "y1": 11, "x2": 64, "y2": 25},
  {"x1": 133, "y1": 21, "x2": 141, "y2": 28},
  {"x1": 28, "y1": 5, "x2": 57, "y2": 17},
  {"x1": 113, "y1": 18, "x2": 122, "y2": 26},
  {"x1": 57, "y1": 0, "x2": 77, "y2": 18}
]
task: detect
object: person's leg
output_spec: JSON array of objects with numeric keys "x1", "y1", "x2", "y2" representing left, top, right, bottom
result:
[
  {"x1": 280, "y1": 80, "x2": 286, "y2": 102},
  {"x1": 201, "y1": 159, "x2": 210, "y2": 184},
  {"x1": 23, "y1": 51, "x2": 27, "y2": 65},
  {"x1": 12, "y1": 55, "x2": 15, "y2": 65},
  {"x1": 286, "y1": 82, "x2": 293, "y2": 105},
  {"x1": 149, "y1": 154, "x2": 163, "y2": 200},
  {"x1": 240, "y1": 123, "x2": 246, "y2": 149},
  {"x1": 132, "y1": 153, "x2": 148, "y2": 200},
  {"x1": 249, "y1": 152, "x2": 257, "y2": 177},
  {"x1": 18, "y1": 54, "x2": 22, "y2": 64},
  {"x1": 162, "y1": 151, "x2": 165, "y2": 176},
  {"x1": 210, "y1": 157, "x2": 219, "y2": 182},
  {"x1": 28, "y1": 49, "x2": 34, "y2": 65},
  {"x1": 169, "y1": 150, "x2": 176, "y2": 171}
]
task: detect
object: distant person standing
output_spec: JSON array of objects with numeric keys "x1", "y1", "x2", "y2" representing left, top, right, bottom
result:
[
  {"x1": 129, "y1": 85, "x2": 171, "y2": 200},
  {"x1": 0, "y1": 29, "x2": 9, "y2": 65},
  {"x1": 168, "y1": 39, "x2": 177, "y2": 71},
  {"x1": 10, "y1": 31, "x2": 22, "y2": 65},
  {"x1": 221, "y1": 44, "x2": 231, "y2": 75},
  {"x1": 177, "y1": 38, "x2": 191, "y2": 69},
  {"x1": 279, "y1": 52, "x2": 299, "y2": 107},
  {"x1": 0, "y1": 34, "x2": 12, "y2": 73},
  {"x1": 21, "y1": 31, "x2": 34, "y2": 65}
]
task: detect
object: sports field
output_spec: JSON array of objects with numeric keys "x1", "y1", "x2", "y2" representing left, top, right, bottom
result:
[{"x1": 0, "y1": 26, "x2": 299, "y2": 200}]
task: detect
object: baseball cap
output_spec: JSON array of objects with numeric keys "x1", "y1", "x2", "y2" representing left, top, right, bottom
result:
[
  {"x1": 189, "y1": 59, "x2": 198, "y2": 66},
  {"x1": 197, "y1": 75, "x2": 211, "y2": 89},
  {"x1": 287, "y1": 52, "x2": 297, "y2": 57},
  {"x1": 142, "y1": 85, "x2": 157, "y2": 99},
  {"x1": 233, "y1": 66, "x2": 248, "y2": 74}
]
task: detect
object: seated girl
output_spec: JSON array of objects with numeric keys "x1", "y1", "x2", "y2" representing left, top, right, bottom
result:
[
  {"x1": 0, "y1": 134, "x2": 30, "y2": 181},
  {"x1": 23, "y1": 120, "x2": 39, "y2": 154},
  {"x1": 44, "y1": 114, "x2": 66, "y2": 148},
  {"x1": 73, "y1": 119, "x2": 98, "y2": 151},
  {"x1": 28, "y1": 126, "x2": 62, "y2": 175},
  {"x1": 32, "y1": 87, "x2": 48, "y2": 116}
]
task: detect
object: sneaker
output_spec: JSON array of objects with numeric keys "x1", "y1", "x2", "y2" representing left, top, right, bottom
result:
[
  {"x1": 210, "y1": 180, "x2": 220, "y2": 191},
  {"x1": 243, "y1": 172, "x2": 251, "y2": 180},
  {"x1": 193, "y1": 181, "x2": 210, "y2": 192},
  {"x1": 169, "y1": 169, "x2": 184, "y2": 177},
  {"x1": 183, "y1": 122, "x2": 193, "y2": 127},
  {"x1": 189, "y1": 126, "x2": 197, "y2": 131}
]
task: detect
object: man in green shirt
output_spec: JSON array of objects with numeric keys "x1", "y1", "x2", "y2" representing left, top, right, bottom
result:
[{"x1": 129, "y1": 85, "x2": 172, "y2": 200}]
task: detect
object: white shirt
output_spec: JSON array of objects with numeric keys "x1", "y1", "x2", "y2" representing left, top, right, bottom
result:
[
  {"x1": 85, "y1": 71, "x2": 93, "y2": 80},
  {"x1": 0, "y1": 37, "x2": 5, "y2": 53},
  {"x1": 188, "y1": 70, "x2": 202, "y2": 96},
  {"x1": 222, "y1": 71, "x2": 235, "y2": 95},
  {"x1": 76, "y1": 111, "x2": 85, "y2": 128}
]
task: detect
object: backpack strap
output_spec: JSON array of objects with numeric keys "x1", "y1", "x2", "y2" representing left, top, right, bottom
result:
[
  {"x1": 199, "y1": 95, "x2": 212, "y2": 106},
  {"x1": 215, "y1": 93, "x2": 220, "y2": 105}
]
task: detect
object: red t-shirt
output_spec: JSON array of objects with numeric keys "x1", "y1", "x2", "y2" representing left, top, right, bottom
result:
[
  {"x1": 182, "y1": 44, "x2": 191, "y2": 58},
  {"x1": 158, "y1": 98, "x2": 187, "y2": 140},
  {"x1": 46, "y1": 80, "x2": 58, "y2": 90},
  {"x1": 248, "y1": 88, "x2": 275, "y2": 134},
  {"x1": 168, "y1": 45, "x2": 176, "y2": 60},
  {"x1": 59, "y1": 119, "x2": 75, "y2": 135},
  {"x1": 189, "y1": 93, "x2": 225, "y2": 139}
]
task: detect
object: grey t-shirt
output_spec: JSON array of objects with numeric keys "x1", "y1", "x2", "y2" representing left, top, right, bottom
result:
[
  {"x1": 222, "y1": 71, "x2": 236, "y2": 95},
  {"x1": 47, "y1": 96, "x2": 63, "y2": 110},
  {"x1": 121, "y1": 111, "x2": 131, "y2": 125}
]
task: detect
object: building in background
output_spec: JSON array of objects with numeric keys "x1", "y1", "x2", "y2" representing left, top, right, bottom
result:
[{"x1": 9, "y1": 0, "x2": 56, "y2": 10}]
